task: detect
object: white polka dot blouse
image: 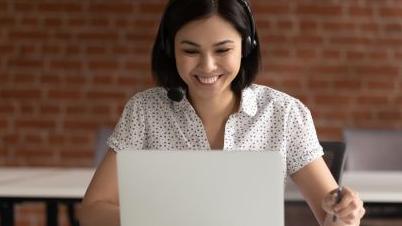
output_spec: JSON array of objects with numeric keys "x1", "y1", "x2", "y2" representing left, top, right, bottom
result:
[{"x1": 107, "y1": 84, "x2": 323, "y2": 176}]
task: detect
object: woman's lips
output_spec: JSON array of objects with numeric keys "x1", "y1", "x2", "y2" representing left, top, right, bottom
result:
[{"x1": 195, "y1": 74, "x2": 223, "y2": 85}]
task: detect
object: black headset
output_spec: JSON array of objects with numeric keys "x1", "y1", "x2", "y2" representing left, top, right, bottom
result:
[
  {"x1": 159, "y1": 0, "x2": 257, "y2": 58},
  {"x1": 159, "y1": 0, "x2": 257, "y2": 102}
]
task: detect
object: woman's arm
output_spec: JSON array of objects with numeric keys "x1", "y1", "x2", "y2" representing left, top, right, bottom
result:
[
  {"x1": 78, "y1": 150, "x2": 120, "y2": 226},
  {"x1": 290, "y1": 157, "x2": 364, "y2": 226},
  {"x1": 291, "y1": 157, "x2": 338, "y2": 225}
]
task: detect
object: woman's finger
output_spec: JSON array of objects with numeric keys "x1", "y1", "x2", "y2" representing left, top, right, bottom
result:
[
  {"x1": 321, "y1": 188, "x2": 339, "y2": 213},
  {"x1": 336, "y1": 197, "x2": 362, "y2": 217},
  {"x1": 338, "y1": 212, "x2": 361, "y2": 225},
  {"x1": 333, "y1": 187, "x2": 358, "y2": 212}
]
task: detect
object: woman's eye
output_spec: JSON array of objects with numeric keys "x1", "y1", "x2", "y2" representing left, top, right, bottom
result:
[
  {"x1": 216, "y1": 48, "x2": 231, "y2": 54},
  {"x1": 183, "y1": 50, "x2": 198, "y2": 54},
  {"x1": 181, "y1": 48, "x2": 232, "y2": 55}
]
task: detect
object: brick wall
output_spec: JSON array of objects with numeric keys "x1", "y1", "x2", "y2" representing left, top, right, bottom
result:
[
  {"x1": 2, "y1": 0, "x2": 401, "y2": 167},
  {"x1": 0, "y1": 0, "x2": 401, "y2": 225}
]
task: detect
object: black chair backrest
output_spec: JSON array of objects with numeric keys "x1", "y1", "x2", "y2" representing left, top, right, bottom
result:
[{"x1": 320, "y1": 141, "x2": 346, "y2": 184}]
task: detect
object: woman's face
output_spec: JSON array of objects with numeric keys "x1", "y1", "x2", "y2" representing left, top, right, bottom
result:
[{"x1": 174, "y1": 14, "x2": 242, "y2": 102}]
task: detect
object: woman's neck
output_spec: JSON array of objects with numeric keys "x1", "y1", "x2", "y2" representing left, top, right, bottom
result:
[{"x1": 188, "y1": 90, "x2": 240, "y2": 123}]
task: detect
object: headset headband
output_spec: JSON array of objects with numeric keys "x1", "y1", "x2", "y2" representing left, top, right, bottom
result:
[{"x1": 160, "y1": 0, "x2": 257, "y2": 57}]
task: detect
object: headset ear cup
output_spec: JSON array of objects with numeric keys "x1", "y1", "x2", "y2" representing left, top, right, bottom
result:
[{"x1": 242, "y1": 36, "x2": 252, "y2": 57}]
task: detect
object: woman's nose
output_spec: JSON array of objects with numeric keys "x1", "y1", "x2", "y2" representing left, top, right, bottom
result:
[{"x1": 198, "y1": 53, "x2": 217, "y2": 73}]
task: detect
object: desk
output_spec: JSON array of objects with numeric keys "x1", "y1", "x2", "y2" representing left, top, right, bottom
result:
[
  {"x1": 0, "y1": 168, "x2": 94, "y2": 226},
  {"x1": 1, "y1": 168, "x2": 402, "y2": 226},
  {"x1": 285, "y1": 171, "x2": 402, "y2": 203}
]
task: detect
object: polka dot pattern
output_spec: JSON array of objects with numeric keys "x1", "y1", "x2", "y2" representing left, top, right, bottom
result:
[{"x1": 107, "y1": 84, "x2": 323, "y2": 176}]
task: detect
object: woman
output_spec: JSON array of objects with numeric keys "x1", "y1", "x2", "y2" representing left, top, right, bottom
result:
[{"x1": 79, "y1": 0, "x2": 365, "y2": 225}]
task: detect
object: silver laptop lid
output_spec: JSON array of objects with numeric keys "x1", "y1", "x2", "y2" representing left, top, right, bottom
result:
[{"x1": 117, "y1": 151, "x2": 284, "y2": 226}]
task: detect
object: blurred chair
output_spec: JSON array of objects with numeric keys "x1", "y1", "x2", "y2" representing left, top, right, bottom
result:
[
  {"x1": 67, "y1": 127, "x2": 113, "y2": 226},
  {"x1": 343, "y1": 128, "x2": 402, "y2": 220},
  {"x1": 320, "y1": 141, "x2": 346, "y2": 183},
  {"x1": 343, "y1": 128, "x2": 402, "y2": 171}
]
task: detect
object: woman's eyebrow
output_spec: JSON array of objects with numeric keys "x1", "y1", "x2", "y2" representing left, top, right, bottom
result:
[{"x1": 180, "y1": 40, "x2": 234, "y2": 47}]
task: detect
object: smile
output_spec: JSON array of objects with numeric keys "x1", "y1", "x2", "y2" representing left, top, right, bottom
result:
[{"x1": 195, "y1": 74, "x2": 223, "y2": 85}]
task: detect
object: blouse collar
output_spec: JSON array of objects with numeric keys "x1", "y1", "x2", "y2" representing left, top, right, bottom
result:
[{"x1": 172, "y1": 86, "x2": 258, "y2": 117}]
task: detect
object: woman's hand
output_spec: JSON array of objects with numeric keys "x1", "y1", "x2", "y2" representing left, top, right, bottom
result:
[{"x1": 321, "y1": 186, "x2": 365, "y2": 226}]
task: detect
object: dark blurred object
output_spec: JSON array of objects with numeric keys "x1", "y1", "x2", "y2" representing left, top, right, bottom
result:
[{"x1": 320, "y1": 141, "x2": 346, "y2": 183}]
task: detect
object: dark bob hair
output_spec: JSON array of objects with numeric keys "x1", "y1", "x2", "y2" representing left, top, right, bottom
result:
[{"x1": 151, "y1": 0, "x2": 261, "y2": 95}]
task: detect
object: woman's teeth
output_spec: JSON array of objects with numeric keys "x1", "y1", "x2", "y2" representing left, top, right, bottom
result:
[{"x1": 196, "y1": 75, "x2": 220, "y2": 84}]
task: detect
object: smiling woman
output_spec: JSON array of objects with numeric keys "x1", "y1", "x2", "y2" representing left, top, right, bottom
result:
[
  {"x1": 78, "y1": 1, "x2": 365, "y2": 226},
  {"x1": 174, "y1": 15, "x2": 242, "y2": 104},
  {"x1": 152, "y1": 0, "x2": 260, "y2": 102},
  {"x1": 171, "y1": 15, "x2": 244, "y2": 149}
]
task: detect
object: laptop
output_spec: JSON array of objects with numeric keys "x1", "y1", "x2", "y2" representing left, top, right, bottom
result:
[{"x1": 117, "y1": 150, "x2": 284, "y2": 226}]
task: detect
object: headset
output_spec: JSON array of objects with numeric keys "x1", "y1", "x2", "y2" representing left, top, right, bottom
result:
[
  {"x1": 159, "y1": 0, "x2": 258, "y2": 102},
  {"x1": 159, "y1": 0, "x2": 257, "y2": 58}
]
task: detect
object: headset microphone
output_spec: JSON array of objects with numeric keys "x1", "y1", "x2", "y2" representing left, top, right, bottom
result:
[{"x1": 167, "y1": 87, "x2": 185, "y2": 102}]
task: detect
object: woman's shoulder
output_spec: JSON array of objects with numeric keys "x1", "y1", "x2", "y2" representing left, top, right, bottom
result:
[
  {"x1": 123, "y1": 87, "x2": 170, "y2": 111},
  {"x1": 249, "y1": 84, "x2": 305, "y2": 108}
]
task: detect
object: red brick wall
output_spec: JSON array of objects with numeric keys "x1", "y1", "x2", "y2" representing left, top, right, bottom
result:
[
  {"x1": 1, "y1": 0, "x2": 402, "y2": 167},
  {"x1": 0, "y1": 0, "x2": 401, "y2": 225}
]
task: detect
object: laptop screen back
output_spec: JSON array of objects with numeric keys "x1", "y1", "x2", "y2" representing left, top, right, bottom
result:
[{"x1": 117, "y1": 151, "x2": 284, "y2": 226}]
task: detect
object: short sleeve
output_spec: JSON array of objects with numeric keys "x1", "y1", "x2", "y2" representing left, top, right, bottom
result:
[
  {"x1": 285, "y1": 100, "x2": 323, "y2": 175},
  {"x1": 107, "y1": 95, "x2": 146, "y2": 152}
]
